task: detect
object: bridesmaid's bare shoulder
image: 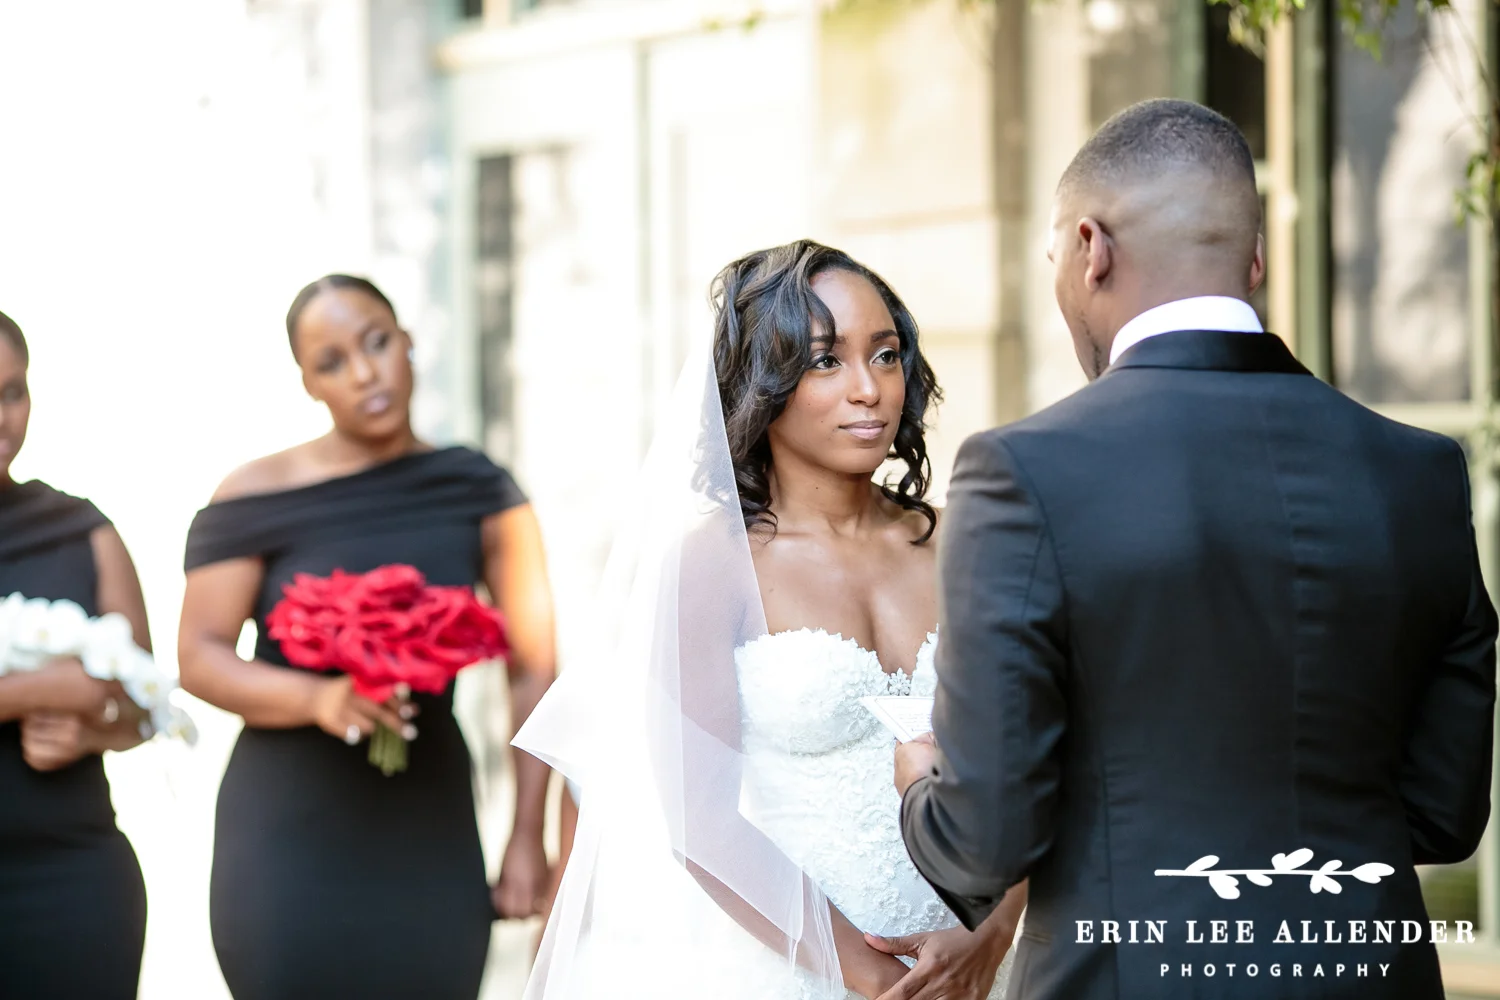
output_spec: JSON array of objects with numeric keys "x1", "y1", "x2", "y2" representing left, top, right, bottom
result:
[{"x1": 209, "y1": 444, "x2": 317, "y2": 503}]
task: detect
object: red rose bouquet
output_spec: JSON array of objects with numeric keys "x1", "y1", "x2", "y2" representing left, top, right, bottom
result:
[{"x1": 266, "y1": 564, "x2": 509, "y2": 774}]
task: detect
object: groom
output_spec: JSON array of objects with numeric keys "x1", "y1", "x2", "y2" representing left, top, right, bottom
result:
[{"x1": 895, "y1": 98, "x2": 1497, "y2": 999}]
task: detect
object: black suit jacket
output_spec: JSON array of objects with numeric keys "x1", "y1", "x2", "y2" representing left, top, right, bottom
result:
[{"x1": 901, "y1": 330, "x2": 1497, "y2": 999}]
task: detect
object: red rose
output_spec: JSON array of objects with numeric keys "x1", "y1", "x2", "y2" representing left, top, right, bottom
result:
[
  {"x1": 430, "y1": 593, "x2": 509, "y2": 666},
  {"x1": 266, "y1": 600, "x2": 341, "y2": 669},
  {"x1": 268, "y1": 564, "x2": 510, "y2": 700},
  {"x1": 353, "y1": 565, "x2": 427, "y2": 612}
]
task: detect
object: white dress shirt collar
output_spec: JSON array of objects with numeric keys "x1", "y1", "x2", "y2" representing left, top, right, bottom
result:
[{"x1": 1108, "y1": 296, "x2": 1264, "y2": 366}]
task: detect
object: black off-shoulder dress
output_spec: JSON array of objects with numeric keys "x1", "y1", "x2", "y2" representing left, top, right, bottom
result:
[
  {"x1": 0, "y1": 481, "x2": 147, "y2": 1000},
  {"x1": 184, "y1": 447, "x2": 529, "y2": 1000}
]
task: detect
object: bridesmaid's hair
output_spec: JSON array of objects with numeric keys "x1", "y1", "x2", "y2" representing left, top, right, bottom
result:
[
  {"x1": 710, "y1": 240, "x2": 941, "y2": 543},
  {"x1": 285, "y1": 274, "x2": 399, "y2": 359},
  {"x1": 0, "y1": 310, "x2": 26, "y2": 366}
]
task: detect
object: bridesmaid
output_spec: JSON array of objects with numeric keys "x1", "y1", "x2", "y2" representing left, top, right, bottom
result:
[
  {"x1": 0, "y1": 309, "x2": 152, "y2": 1000},
  {"x1": 178, "y1": 275, "x2": 560, "y2": 1000}
]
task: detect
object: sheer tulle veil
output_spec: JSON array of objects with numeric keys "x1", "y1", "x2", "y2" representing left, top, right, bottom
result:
[{"x1": 512, "y1": 337, "x2": 845, "y2": 999}]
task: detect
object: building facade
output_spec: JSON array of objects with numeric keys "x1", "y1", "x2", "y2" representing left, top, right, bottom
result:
[{"x1": 247, "y1": 0, "x2": 1500, "y2": 993}]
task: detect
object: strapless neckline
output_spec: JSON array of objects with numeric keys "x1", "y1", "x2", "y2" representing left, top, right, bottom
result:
[{"x1": 757, "y1": 626, "x2": 938, "y2": 680}]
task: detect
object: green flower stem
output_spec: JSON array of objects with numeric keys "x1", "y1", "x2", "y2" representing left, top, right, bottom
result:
[{"x1": 369, "y1": 722, "x2": 408, "y2": 776}]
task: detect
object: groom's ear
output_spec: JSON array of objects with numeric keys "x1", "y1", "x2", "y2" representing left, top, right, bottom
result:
[
  {"x1": 1080, "y1": 217, "x2": 1113, "y2": 291},
  {"x1": 1248, "y1": 233, "x2": 1267, "y2": 296}
]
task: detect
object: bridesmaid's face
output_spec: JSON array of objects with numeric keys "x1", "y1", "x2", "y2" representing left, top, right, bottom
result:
[
  {"x1": 767, "y1": 270, "x2": 905, "y2": 478},
  {"x1": 292, "y1": 288, "x2": 414, "y2": 441},
  {"x1": 0, "y1": 337, "x2": 29, "y2": 480}
]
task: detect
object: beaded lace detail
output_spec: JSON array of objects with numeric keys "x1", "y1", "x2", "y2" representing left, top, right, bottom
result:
[{"x1": 736, "y1": 629, "x2": 1010, "y2": 999}]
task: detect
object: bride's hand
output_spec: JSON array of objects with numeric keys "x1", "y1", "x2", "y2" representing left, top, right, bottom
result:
[
  {"x1": 865, "y1": 922, "x2": 1011, "y2": 1000},
  {"x1": 844, "y1": 949, "x2": 910, "y2": 1000}
]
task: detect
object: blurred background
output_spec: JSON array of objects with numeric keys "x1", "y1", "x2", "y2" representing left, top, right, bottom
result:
[{"x1": 0, "y1": 0, "x2": 1496, "y2": 996}]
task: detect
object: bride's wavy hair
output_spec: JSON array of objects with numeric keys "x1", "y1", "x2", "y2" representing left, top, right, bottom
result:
[{"x1": 711, "y1": 240, "x2": 942, "y2": 542}]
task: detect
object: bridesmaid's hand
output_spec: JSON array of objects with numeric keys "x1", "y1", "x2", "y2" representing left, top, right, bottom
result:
[
  {"x1": 20, "y1": 712, "x2": 94, "y2": 772},
  {"x1": 33, "y1": 658, "x2": 120, "y2": 717},
  {"x1": 492, "y1": 831, "x2": 549, "y2": 919},
  {"x1": 308, "y1": 675, "x2": 416, "y2": 745},
  {"x1": 866, "y1": 922, "x2": 1012, "y2": 1000}
]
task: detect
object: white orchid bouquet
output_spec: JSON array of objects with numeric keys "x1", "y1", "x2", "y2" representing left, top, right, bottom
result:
[{"x1": 0, "y1": 592, "x2": 197, "y2": 744}]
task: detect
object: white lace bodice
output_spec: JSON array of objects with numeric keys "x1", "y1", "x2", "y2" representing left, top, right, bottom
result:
[{"x1": 736, "y1": 628, "x2": 1010, "y2": 999}]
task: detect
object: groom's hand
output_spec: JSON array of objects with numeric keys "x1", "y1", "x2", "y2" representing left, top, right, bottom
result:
[
  {"x1": 893, "y1": 733, "x2": 938, "y2": 797},
  {"x1": 865, "y1": 923, "x2": 1009, "y2": 1000}
]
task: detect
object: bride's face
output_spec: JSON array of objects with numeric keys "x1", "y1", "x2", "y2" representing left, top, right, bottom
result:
[{"x1": 767, "y1": 269, "x2": 906, "y2": 478}]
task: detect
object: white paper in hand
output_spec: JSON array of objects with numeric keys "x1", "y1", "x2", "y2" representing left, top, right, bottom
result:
[{"x1": 860, "y1": 696, "x2": 934, "y2": 743}]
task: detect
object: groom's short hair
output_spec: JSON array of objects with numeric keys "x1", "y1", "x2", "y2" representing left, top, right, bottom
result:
[{"x1": 1059, "y1": 99, "x2": 1256, "y2": 196}]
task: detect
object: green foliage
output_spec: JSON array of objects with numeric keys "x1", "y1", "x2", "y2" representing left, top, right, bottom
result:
[
  {"x1": 731, "y1": 0, "x2": 1496, "y2": 219},
  {"x1": 1461, "y1": 146, "x2": 1500, "y2": 222},
  {"x1": 815, "y1": 0, "x2": 1448, "y2": 58},
  {"x1": 1214, "y1": 0, "x2": 1451, "y2": 57}
]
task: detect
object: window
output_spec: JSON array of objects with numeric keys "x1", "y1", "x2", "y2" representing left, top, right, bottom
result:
[
  {"x1": 1311, "y1": 0, "x2": 1496, "y2": 954},
  {"x1": 460, "y1": 0, "x2": 484, "y2": 18},
  {"x1": 1328, "y1": 2, "x2": 1478, "y2": 404},
  {"x1": 475, "y1": 155, "x2": 516, "y2": 463},
  {"x1": 1084, "y1": 0, "x2": 1177, "y2": 128},
  {"x1": 1203, "y1": 3, "x2": 1266, "y2": 161},
  {"x1": 1201, "y1": 5, "x2": 1270, "y2": 328}
]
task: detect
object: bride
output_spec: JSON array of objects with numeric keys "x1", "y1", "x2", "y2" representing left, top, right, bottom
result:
[{"x1": 516, "y1": 240, "x2": 1023, "y2": 1000}]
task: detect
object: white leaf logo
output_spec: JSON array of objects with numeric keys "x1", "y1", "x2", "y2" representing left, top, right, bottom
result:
[
  {"x1": 1352, "y1": 863, "x2": 1395, "y2": 884},
  {"x1": 1208, "y1": 874, "x2": 1241, "y2": 899},
  {"x1": 1157, "y1": 849, "x2": 1393, "y2": 899},
  {"x1": 1310, "y1": 874, "x2": 1343, "y2": 894}
]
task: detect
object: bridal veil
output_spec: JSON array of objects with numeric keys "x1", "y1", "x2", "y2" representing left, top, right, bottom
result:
[{"x1": 512, "y1": 336, "x2": 845, "y2": 999}]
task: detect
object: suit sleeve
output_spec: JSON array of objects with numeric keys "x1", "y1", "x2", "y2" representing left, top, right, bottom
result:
[
  {"x1": 901, "y1": 431, "x2": 1068, "y2": 929},
  {"x1": 1400, "y1": 441, "x2": 1498, "y2": 865}
]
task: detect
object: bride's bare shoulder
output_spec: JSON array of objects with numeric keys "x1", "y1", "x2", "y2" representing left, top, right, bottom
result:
[{"x1": 888, "y1": 500, "x2": 942, "y2": 547}]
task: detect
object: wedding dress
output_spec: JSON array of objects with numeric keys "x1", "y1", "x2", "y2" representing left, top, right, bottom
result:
[
  {"x1": 515, "y1": 337, "x2": 1012, "y2": 1000},
  {"x1": 737, "y1": 628, "x2": 1013, "y2": 1000}
]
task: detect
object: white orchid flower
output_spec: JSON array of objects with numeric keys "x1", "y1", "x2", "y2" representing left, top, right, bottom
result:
[
  {"x1": 0, "y1": 592, "x2": 23, "y2": 631},
  {"x1": 0, "y1": 593, "x2": 198, "y2": 744},
  {"x1": 80, "y1": 612, "x2": 137, "y2": 680},
  {"x1": 169, "y1": 711, "x2": 199, "y2": 746},
  {"x1": 119, "y1": 650, "x2": 170, "y2": 710},
  {"x1": 6, "y1": 597, "x2": 65, "y2": 670},
  {"x1": 38, "y1": 599, "x2": 88, "y2": 654},
  {"x1": 0, "y1": 592, "x2": 22, "y2": 674},
  {"x1": 151, "y1": 702, "x2": 198, "y2": 747},
  {"x1": 8, "y1": 596, "x2": 92, "y2": 671}
]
